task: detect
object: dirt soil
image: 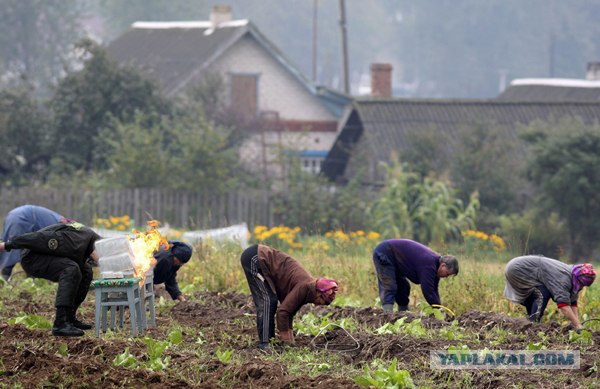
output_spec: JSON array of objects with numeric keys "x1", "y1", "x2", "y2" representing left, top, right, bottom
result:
[{"x1": 0, "y1": 290, "x2": 598, "y2": 388}]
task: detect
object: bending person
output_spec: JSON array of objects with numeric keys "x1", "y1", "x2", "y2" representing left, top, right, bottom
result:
[
  {"x1": 0, "y1": 221, "x2": 101, "y2": 336},
  {"x1": 153, "y1": 241, "x2": 193, "y2": 302},
  {"x1": 241, "y1": 244, "x2": 338, "y2": 350},
  {"x1": 0, "y1": 205, "x2": 70, "y2": 281},
  {"x1": 372, "y1": 239, "x2": 459, "y2": 312},
  {"x1": 504, "y1": 255, "x2": 595, "y2": 329}
]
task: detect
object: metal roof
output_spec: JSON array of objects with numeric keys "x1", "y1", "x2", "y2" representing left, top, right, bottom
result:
[{"x1": 322, "y1": 99, "x2": 600, "y2": 181}]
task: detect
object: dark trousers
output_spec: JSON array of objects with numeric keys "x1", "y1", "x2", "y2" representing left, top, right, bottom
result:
[
  {"x1": 373, "y1": 248, "x2": 410, "y2": 307},
  {"x1": 1, "y1": 263, "x2": 14, "y2": 280},
  {"x1": 522, "y1": 285, "x2": 552, "y2": 322},
  {"x1": 241, "y1": 245, "x2": 278, "y2": 345},
  {"x1": 21, "y1": 252, "x2": 92, "y2": 309}
]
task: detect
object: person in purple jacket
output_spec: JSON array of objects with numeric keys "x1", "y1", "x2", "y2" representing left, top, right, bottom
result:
[{"x1": 372, "y1": 239, "x2": 459, "y2": 312}]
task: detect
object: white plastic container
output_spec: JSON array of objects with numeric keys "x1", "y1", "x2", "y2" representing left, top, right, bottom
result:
[{"x1": 95, "y1": 236, "x2": 136, "y2": 279}]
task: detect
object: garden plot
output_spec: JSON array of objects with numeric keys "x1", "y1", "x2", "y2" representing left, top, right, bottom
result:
[{"x1": 0, "y1": 289, "x2": 598, "y2": 388}]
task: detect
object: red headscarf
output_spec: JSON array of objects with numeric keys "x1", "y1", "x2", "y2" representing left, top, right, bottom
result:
[
  {"x1": 572, "y1": 263, "x2": 596, "y2": 293},
  {"x1": 316, "y1": 278, "x2": 338, "y2": 304}
]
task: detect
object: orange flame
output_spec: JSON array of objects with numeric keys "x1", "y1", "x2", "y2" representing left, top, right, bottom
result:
[{"x1": 130, "y1": 220, "x2": 169, "y2": 283}]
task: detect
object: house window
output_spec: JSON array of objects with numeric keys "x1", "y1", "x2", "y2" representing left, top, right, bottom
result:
[{"x1": 230, "y1": 74, "x2": 258, "y2": 119}]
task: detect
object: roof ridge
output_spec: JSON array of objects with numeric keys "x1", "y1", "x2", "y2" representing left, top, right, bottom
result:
[{"x1": 132, "y1": 20, "x2": 249, "y2": 29}]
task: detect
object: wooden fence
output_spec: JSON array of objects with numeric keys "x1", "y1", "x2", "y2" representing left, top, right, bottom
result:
[{"x1": 0, "y1": 187, "x2": 275, "y2": 229}]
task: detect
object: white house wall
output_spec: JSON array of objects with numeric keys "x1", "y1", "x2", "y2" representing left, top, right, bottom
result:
[{"x1": 208, "y1": 34, "x2": 335, "y2": 122}]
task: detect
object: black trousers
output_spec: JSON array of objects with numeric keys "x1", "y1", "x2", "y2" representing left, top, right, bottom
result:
[
  {"x1": 241, "y1": 245, "x2": 278, "y2": 345},
  {"x1": 21, "y1": 252, "x2": 92, "y2": 309},
  {"x1": 522, "y1": 285, "x2": 552, "y2": 322}
]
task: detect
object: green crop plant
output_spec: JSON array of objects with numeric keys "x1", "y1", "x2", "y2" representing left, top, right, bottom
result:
[
  {"x1": 446, "y1": 344, "x2": 471, "y2": 358},
  {"x1": 354, "y1": 358, "x2": 416, "y2": 389},
  {"x1": 168, "y1": 327, "x2": 183, "y2": 345},
  {"x1": 142, "y1": 337, "x2": 171, "y2": 371},
  {"x1": 215, "y1": 349, "x2": 234, "y2": 363},
  {"x1": 526, "y1": 341, "x2": 546, "y2": 351},
  {"x1": 568, "y1": 330, "x2": 594, "y2": 346},
  {"x1": 438, "y1": 321, "x2": 464, "y2": 340},
  {"x1": 8, "y1": 313, "x2": 52, "y2": 329},
  {"x1": 418, "y1": 302, "x2": 445, "y2": 320},
  {"x1": 57, "y1": 343, "x2": 69, "y2": 357},
  {"x1": 375, "y1": 317, "x2": 427, "y2": 338},
  {"x1": 294, "y1": 312, "x2": 357, "y2": 336},
  {"x1": 113, "y1": 347, "x2": 138, "y2": 368}
]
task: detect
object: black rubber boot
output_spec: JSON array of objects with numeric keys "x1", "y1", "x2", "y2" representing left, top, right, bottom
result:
[
  {"x1": 68, "y1": 307, "x2": 93, "y2": 330},
  {"x1": 398, "y1": 305, "x2": 409, "y2": 311},
  {"x1": 52, "y1": 306, "x2": 84, "y2": 337}
]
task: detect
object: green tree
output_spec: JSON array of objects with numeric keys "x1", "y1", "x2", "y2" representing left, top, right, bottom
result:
[
  {"x1": 49, "y1": 38, "x2": 171, "y2": 174},
  {"x1": 103, "y1": 108, "x2": 240, "y2": 191},
  {"x1": 366, "y1": 161, "x2": 478, "y2": 244},
  {"x1": 450, "y1": 121, "x2": 526, "y2": 225},
  {"x1": 274, "y1": 160, "x2": 334, "y2": 232},
  {"x1": 101, "y1": 114, "x2": 172, "y2": 187},
  {"x1": 523, "y1": 117, "x2": 600, "y2": 258},
  {"x1": 167, "y1": 107, "x2": 240, "y2": 192},
  {"x1": 400, "y1": 124, "x2": 450, "y2": 179},
  {"x1": 0, "y1": 0, "x2": 83, "y2": 95},
  {"x1": 0, "y1": 87, "x2": 51, "y2": 185}
]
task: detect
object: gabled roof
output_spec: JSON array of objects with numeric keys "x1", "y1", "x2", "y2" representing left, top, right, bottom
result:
[
  {"x1": 107, "y1": 20, "x2": 351, "y2": 115},
  {"x1": 498, "y1": 78, "x2": 600, "y2": 102},
  {"x1": 322, "y1": 98, "x2": 600, "y2": 181}
]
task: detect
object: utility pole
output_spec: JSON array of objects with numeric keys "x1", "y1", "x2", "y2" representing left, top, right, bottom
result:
[
  {"x1": 312, "y1": 0, "x2": 318, "y2": 82},
  {"x1": 339, "y1": 0, "x2": 350, "y2": 94}
]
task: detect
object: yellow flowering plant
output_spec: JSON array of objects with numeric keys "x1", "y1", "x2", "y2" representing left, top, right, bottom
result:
[
  {"x1": 252, "y1": 225, "x2": 303, "y2": 252},
  {"x1": 462, "y1": 229, "x2": 507, "y2": 253},
  {"x1": 95, "y1": 215, "x2": 133, "y2": 231}
]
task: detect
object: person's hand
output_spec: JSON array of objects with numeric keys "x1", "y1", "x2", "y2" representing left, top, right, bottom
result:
[
  {"x1": 278, "y1": 329, "x2": 295, "y2": 344},
  {"x1": 89, "y1": 250, "x2": 100, "y2": 264},
  {"x1": 0, "y1": 242, "x2": 5, "y2": 252},
  {"x1": 177, "y1": 295, "x2": 186, "y2": 302}
]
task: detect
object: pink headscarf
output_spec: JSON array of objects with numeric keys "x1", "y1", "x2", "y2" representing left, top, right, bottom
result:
[
  {"x1": 572, "y1": 264, "x2": 596, "y2": 293},
  {"x1": 316, "y1": 278, "x2": 338, "y2": 305}
]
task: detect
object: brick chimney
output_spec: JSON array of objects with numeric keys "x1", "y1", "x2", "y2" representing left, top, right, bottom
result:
[
  {"x1": 370, "y1": 63, "x2": 392, "y2": 98},
  {"x1": 586, "y1": 62, "x2": 600, "y2": 81},
  {"x1": 210, "y1": 5, "x2": 232, "y2": 28}
]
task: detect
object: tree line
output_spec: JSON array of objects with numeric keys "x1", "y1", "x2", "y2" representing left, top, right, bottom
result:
[{"x1": 2, "y1": 37, "x2": 600, "y2": 260}]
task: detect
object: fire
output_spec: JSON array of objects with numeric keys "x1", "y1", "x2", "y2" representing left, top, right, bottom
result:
[{"x1": 130, "y1": 220, "x2": 170, "y2": 283}]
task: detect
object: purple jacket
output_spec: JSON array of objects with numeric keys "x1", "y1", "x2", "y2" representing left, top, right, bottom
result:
[
  {"x1": 376, "y1": 239, "x2": 442, "y2": 305},
  {"x1": 0, "y1": 205, "x2": 64, "y2": 269}
]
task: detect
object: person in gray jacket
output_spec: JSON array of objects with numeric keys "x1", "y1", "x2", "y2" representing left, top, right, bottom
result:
[{"x1": 504, "y1": 255, "x2": 596, "y2": 329}]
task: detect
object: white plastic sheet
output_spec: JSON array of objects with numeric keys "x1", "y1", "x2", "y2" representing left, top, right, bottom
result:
[{"x1": 182, "y1": 222, "x2": 249, "y2": 248}]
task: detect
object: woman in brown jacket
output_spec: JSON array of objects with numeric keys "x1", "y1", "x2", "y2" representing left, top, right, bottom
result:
[{"x1": 241, "y1": 244, "x2": 338, "y2": 350}]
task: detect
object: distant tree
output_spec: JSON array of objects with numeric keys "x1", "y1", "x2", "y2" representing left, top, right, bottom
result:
[
  {"x1": 0, "y1": 87, "x2": 51, "y2": 186},
  {"x1": 49, "y1": 38, "x2": 171, "y2": 174},
  {"x1": 0, "y1": 0, "x2": 83, "y2": 95},
  {"x1": 274, "y1": 160, "x2": 335, "y2": 233},
  {"x1": 523, "y1": 117, "x2": 600, "y2": 258},
  {"x1": 103, "y1": 108, "x2": 240, "y2": 192},
  {"x1": 400, "y1": 124, "x2": 450, "y2": 179},
  {"x1": 450, "y1": 121, "x2": 526, "y2": 225},
  {"x1": 366, "y1": 161, "x2": 478, "y2": 244},
  {"x1": 166, "y1": 107, "x2": 240, "y2": 192}
]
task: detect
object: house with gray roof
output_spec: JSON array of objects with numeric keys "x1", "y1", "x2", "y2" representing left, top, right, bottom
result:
[
  {"x1": 497, "y1": 62, "x2": 600, "y2": 102},
  {"x1": 322, "y1": 98, "x2": 600, "y2": 185},
  {"x1": 107, "y1": 5, "x2": 351, "y2": 178}
]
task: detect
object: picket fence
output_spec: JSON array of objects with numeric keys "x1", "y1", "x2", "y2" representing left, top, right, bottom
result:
[{"x1": 0, "y1": 187, "x2": 275, "y2": 229}]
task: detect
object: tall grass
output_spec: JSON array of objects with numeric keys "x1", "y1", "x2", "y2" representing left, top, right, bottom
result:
[{"x1": 177, "y1": 238, "x2": 600, "y2": 322}]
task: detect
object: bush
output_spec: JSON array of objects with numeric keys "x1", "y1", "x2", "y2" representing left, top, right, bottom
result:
[{"x1": 498, "y1": 210, "x2": 567, "y2": 258}]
